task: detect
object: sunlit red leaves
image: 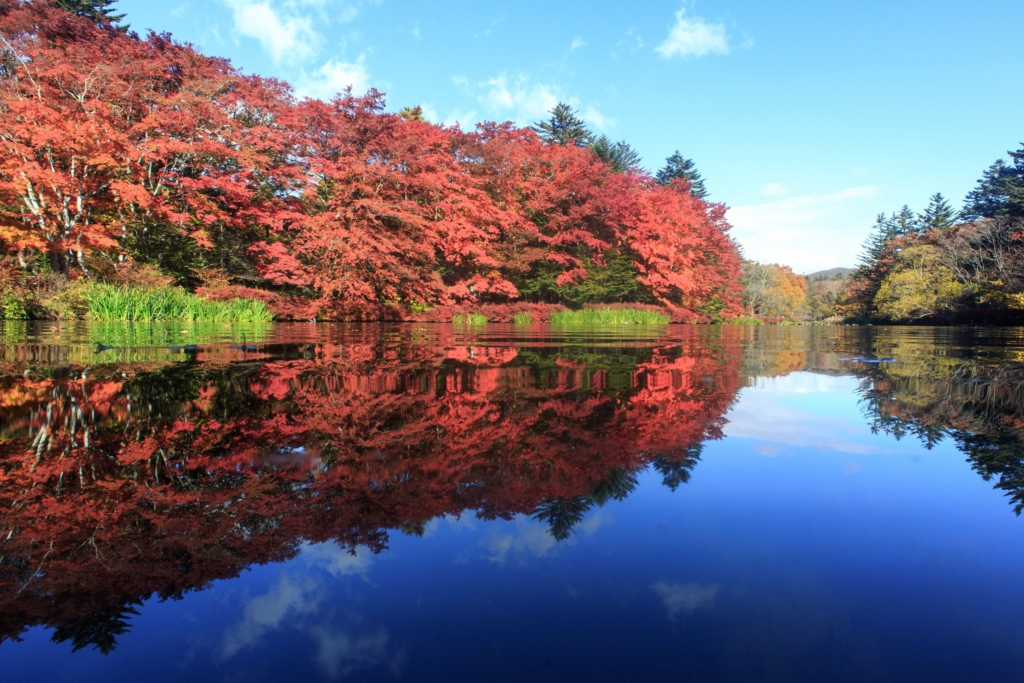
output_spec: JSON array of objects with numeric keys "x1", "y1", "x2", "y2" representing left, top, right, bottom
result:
[{"x1": 1, "y1": 2, "x2": 742, "y2": 317}]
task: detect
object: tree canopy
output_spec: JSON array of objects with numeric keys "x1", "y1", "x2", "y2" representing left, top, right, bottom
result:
[
  {"x1": 531, "y1": 102, "x2": 594, "y2": 147},
  {"x1": 0, "y1": 4, "x2": 744, "y2": 322},
  {"x1": 656, "y1": 152, "x2": 708, "y2": 198},
  {"x1": 53, "y1": 0, "x2": 124, "y2": 26}
]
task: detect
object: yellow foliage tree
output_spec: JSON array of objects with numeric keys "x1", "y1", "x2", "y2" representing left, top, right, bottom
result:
[
  {"x1": 742, "y1": 262, "x2": 807, "y2": 319},
  {"x1": 874, "y1": 245, "x2": 969, "y2": 321}
]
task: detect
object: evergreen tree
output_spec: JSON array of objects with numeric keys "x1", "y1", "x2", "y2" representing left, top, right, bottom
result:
[
  {"x1": 891, "y1": 205, "x2": 920, "y2": 236},
  {"x1": 656, "y1": 151, "x2": 708, "y2": 198},
  {"x1": 847, "y1": 210, "x2": 914, "y2": 319},
  {"x1": 397, "y1": 106, "x2": 425, "y2": 122},
  {"x1": 591, "y1": 135, "x2": 642, "y2": 173},
  {"x1": 54, "y1": 0, "x2": 126, "y2": 26},
  {"x1": 532, "y1": 103, "x2": 593, "y2": 147},
  {"x1": 962, "y1": 145, "x2": 1024, "y2": 221},
  {"x1": 918, "y1": 193, "x2": 956, "y2": 231}
]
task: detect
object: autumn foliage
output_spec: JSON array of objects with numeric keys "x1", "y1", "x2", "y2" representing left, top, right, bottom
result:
[{"x1": 0, "y1": 1, "x2": 742, "y2": 321}]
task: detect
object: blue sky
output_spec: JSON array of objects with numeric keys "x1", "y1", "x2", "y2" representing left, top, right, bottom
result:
[{"x1": 116, "y1": 0, "x2": 1024, "y2": 273}]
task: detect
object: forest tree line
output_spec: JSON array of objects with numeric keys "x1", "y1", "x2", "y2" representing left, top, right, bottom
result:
[
  {"x1": 0, "y1": 0, "x2": 742, "y2": 322},
  {"x1": 739, "y1": 148, "x2": 1024, "y2": 324}
]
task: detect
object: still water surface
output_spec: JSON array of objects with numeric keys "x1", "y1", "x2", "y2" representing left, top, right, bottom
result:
[{"x1": 2, "y1": 323, "x2": 1024, "y2": 682}]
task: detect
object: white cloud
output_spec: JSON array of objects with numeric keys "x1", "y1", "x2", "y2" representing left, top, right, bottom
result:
[
  {"x1": 651, "y1": 582, "x2": 718, "y2": 621},
  {"x1": 759, "y1": 182, "x2": 790, "y2": 197},
  {"x1": 570, "y1": 36, "x2": 586, "y2": 51},
  {"x1": 221, "y1": 0, "x2": 320, "y2": 64},
  {"x1": 480, "y1": 73, "x2": 560, "y2": 119},
  {"x1": 441, "y1": 108, "x2": 479, "y2": 127},
  {"x1": 656, "y1": 8, "x2": 730, "y2": 59},
  {"x1": 727, "y1": 186, "x2": 881, "y2": 272},
  {"x1": 474, "y1": 72, "x2": 610, "y2": 131},
  {"x1": 582, "y1": 106, "x2": 615, "y2": 131},
  {"x1": 296, "y1": 56, "x2": 372, "y2": 99}
]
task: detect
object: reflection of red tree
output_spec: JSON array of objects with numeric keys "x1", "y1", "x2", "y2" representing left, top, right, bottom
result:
[{"x1": 0, "y1": 338, "x2": 741, "y2": 645}]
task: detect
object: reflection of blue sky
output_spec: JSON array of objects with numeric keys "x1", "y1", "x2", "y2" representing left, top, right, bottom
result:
[
  {"x1": 651, "y1": 582, "x2": 718, "y2": 622},
  {"x1": 218, "y1": 544, "x2": 402, "y2": 679},
  {"x1": 9, "y1": 371, "x2": 1024, "y2": 681},
  {"x1": 483, "y1": 512, "x2": 610, "y2": 565},
  {"x1": 724, "y1": 373, "x2": 894, "y2": 455}
]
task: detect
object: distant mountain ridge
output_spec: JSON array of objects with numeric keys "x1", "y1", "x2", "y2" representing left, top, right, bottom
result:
[{"x1": 805, "y1": 267, "x2": 854, "y2": 281}]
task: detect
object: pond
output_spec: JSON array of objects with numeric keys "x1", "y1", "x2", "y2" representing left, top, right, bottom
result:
[{"x1": 1, "y1": 322, "x2": 1024, "y2": 682}]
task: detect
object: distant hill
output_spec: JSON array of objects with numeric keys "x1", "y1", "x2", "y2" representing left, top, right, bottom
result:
[{"x1": 805, "y1": 267, "x2": 854, "y2": 281}]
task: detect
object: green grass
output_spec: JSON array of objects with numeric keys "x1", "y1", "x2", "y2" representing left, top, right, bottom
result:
[
  {"x1": 729, "y1": 317, "x2": 764, "y2": 326},
  {"x1": 549, "y1": 307, "x2": 671, "y2": 325},
  {"x1": 512, "y1": 311, "x2": 535, "y2": 324},
  {"x1": 452, "y1": 313, "x2": 488, "y2": 325},
  {"x1": 83, "y1": 284, "x2": 274, "y2": 322}
]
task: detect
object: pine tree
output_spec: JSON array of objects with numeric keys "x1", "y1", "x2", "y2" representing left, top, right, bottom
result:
[
  {"x1": 591, "y1": 135, "x2": 641, "y2": 173},
  {"x1": 891, "y1": 205, "x2": 920, "y2": 236},
  {"x1": 532, "y1": 103, "x2": 593, "y2": 147},
  {"x1": 54, "y1": 0, "x2": 126, "y2": 26},
  {"x1": 918, "y1": 193, "x2": 956, "y2": 231},
  {"x1": 397, "y1": 106, "x2": 425, "y2": 122},
  {"x1": 962, "y1": 145, "x2": 1024, "y2": 221},
  {"x1": 847, "y1": 211, "x2": 912, "y2": 319},
  {"x1": 656, "y1": 151, "x2": 708, "y2": 198}
]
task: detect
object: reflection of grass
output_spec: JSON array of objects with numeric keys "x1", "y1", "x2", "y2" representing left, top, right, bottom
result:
[
  {"x1": 84, "y1": 284, "x2": 274, "y2": 322},
  {"x1": 512, "y1": 312, "x2": 534, "y2": 325},
  {"x1": 452, "y1": 313, "x2": 488, "y2": 325},
  {"x1": 549, "y1": 308, "x2": 670, "y2": 325},
  {"x1": 1, "y1": 321, "x2": 271, "y2": 365}
]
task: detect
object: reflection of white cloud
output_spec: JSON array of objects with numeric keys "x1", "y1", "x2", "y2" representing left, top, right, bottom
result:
[
  {"x1": 652, "y1": 582, "x2": 718, "y2": 621},
  {"x1": 724, "y1": 373, "x2": 892, "y2": 454},
  {"x1": 302, "y1": 542, "x2": 372, "y2": 577},
  {"x1": 296, "y1": 56, "x2": 372, "y2": 100},
  {"x1": 486, "y1": 521, "x2": 557, "y2": 563},
  {"x1": 727, "y1": 186, "x2": 880, "y2": 273},
  {"x1": 311, "y1": 627, "x2": 395, "y2": 678},
  {"x1": 655, "y1": 8, "x2": 729, "y2": 59},
  {"x1": 485, "y1": 512, "x2": 609, "y2": 564},
  {"x1": 221, "y1": 575, "x2": 320, "y2": 658}
]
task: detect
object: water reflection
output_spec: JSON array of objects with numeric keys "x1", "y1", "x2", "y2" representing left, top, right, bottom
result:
[{"x1": 1, "y1": 323, "x2": 1023, "y2": 667}]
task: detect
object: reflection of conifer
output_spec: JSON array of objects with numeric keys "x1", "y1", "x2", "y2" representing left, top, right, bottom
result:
[
  {"x1": 51, "y1": 600, "x2": 141, "y2": 654},
  {"x1": 653, "y1": 445, "x2": 703, "y2": 491},
  {"x1": 400, "y1": 520, "x2": 427, "y2": 536},
  {"x1": 532, "y1": 496, "x2": 592, "y2": 541},
  {"x1": 959, "y1": 432, "x2": 1024, "y2": 515},
  {"x1": 589, "y1": 467, "x2": 638, "y2": 504}
]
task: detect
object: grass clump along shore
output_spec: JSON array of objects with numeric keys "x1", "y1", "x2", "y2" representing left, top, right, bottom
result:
[
  {"x1": 512, "y1": 311, "x2": 535, "y2": 324},
  {"x1": 549, "y1": 308, "x2": 671, "y2": 325},
  {"x1": 83, "y1": 284, "x2": 274, "y2": 322},
  {"x1": 452, "y1": 313, "x2": 488, "y2": 325}
]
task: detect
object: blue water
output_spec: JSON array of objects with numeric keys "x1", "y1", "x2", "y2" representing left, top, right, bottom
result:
[{"x1": 2, "y1": 325, "x2": 1023, "y2": 681}]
